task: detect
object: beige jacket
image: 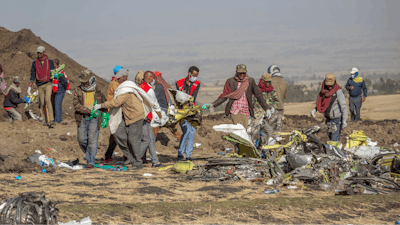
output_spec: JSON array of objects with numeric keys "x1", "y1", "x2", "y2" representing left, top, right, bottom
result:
[
  {"x1": 101, "y1": 93, "x2": 145, "y2": 126},
  {"x1": 271, "y1": 76, "x2": 288, "y2": 110}
]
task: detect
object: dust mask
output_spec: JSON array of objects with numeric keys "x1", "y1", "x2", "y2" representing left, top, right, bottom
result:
[
  {"x1": 150, "y1": 80, "x2": 155, "y2": 86},
  {"x1": 189, "y1": 76, "x2": 197, "y2": 83}
]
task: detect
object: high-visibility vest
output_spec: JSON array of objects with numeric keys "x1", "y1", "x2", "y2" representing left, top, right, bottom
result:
[
  {"x1": 176, "y1": 78, "x2": 200, "y2": 96},
  {"x1": 52, "y1": 71, "x2": 70, "y2": 93}
]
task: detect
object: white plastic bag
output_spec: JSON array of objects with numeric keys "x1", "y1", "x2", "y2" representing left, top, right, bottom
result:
[
  {"x1": 213, "y1": 124, "x2": 253, "y2": 146},
  {"x1": 150, "y1": 110, "x2": 168, "y2": 128}
]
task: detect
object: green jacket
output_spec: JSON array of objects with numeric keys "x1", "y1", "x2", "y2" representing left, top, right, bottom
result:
[{"x1": 252, "y1": 90, "x2": 279, "y2": 116}]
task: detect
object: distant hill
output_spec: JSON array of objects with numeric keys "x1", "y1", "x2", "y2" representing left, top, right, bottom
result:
[{"x1": 0, "y1": 27, "x2": 109, "y2": 121}]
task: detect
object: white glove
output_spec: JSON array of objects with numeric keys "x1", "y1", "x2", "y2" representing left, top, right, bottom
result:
[
  {"x1": 310, "y1": 109, "x2": 317, "y2": 118},
  {"x1": 66, "y1": 90, "x2": 72, "y2": 95},
  {"x1": 27, "y1": 87, "x2": 32, "y2": 96},
  {"x1": 342, "y1": 121, "x2": 347, "y2": 128},
  {"x1": 266, "y1": 109, "x2": 272, "y2": 120},
  {"x1": 270, "y1": 106, "x2": 275, "y2": 114},
  {"x1": 93, "y1": 104, "x2": 102, "y2": 111}
]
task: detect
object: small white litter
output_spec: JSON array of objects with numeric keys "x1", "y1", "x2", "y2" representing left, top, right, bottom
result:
[
  {"x1": 194, "y1": 143, "x2": 201, "y2": 148},
  {"x1": 266, "y1": 179, "x2": 274, "y2": 185},
  {"x1": 393, "y1": 142, "x2": 399, "y2": 148},
  {"x1": 143, "y1": 173, "x2": 153, "y2": 177},
  {"x1": 67, "y1": 132, "x2": 70, "y2": 136},
  {"x1": 35, "y1": 150, "x2": 42, "y2": 154},
  {"x1": 58, "y1": 216, "x2": 92, "y2": 225},
  {"x1": 287, "y1": 186, "x2": 298, "y2": 189}
]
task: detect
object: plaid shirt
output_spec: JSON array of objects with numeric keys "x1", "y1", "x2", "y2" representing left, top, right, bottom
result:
[{"x1": 230, "y1": 82, "x2": 250, "y2": 116}]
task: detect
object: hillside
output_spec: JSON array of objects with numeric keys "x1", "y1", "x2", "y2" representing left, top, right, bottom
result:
[{"x1": 0, "y1": 27, "x2": 109, "y2": 121}]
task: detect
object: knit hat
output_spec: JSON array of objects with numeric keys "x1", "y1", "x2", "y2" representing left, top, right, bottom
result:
[
  {"x1": 115, "y1": 68, "x2": 128, "y2": 79},
  {"x1": 79, "y1": 69, "x2": 93, "y2": 83},
  {"x1": 13, "y1": 76, "x2": 21, "y2": 83},
  {"x1": 325, "y1": 73, "x2": 336, "y2": 86},
  {"x1": 36, "y1": 46, "x2": 45, "y2": 53},
  {"x1": 262, "y1": 73, "x2": 272, "y2": 82}
]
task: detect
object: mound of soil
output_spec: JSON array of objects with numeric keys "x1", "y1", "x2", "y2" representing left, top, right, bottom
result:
[{"x1": 0, "y1": 27, "x2": 110, "y2": 122}]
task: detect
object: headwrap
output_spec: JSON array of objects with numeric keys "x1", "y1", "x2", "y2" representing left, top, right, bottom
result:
[
  {"x1": 81, "y1": 76, "x2": 97, "y2": 91},
  {"x1": 316, "y1": 81, "x2": 341, "y2": 113},
  {"x1": 154, "y1": 72, "x2": 172, "y2": 103},
  {"x1": 267, "y1": 65, "x2": 282, "y2": 78},
  {"x1": 218, "y1": 74, "x2": 249, "y2": 99},
  {"x1": 258, "y1": 79, "x2": 274, "y2": 93}
]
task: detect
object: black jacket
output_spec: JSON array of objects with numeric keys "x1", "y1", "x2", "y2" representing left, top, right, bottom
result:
[
  {"x1": 213, "y1": 77, "x2": 270, "y2": 117},
  {"x1": 3, "y1": 89, "x2": 24, "y2": 108}
]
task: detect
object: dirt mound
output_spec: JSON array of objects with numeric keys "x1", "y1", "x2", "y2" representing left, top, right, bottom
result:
[{"x1": 0, "y1": 27, "x2": 109, "y2": 121}]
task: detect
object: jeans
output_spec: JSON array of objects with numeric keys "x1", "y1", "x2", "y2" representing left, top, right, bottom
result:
[
  {"x1": 178, "y1": 120, "x2": 196, "y2": 158},
  {"x1": 77, "y1": 118, "x2": 99, "y2": 166},
  {"x1": 326, "y1": 117, "x2": 342, "y2": 142},
  {"x1": 349, "y1": 95, "x2": 363, "y2": 121},
  {"x1": 140, "y1": 121, "x2": 159, "y2": 163},
  {"x1": 54, "y1": 92, "x2": 65, "y2": 123}
]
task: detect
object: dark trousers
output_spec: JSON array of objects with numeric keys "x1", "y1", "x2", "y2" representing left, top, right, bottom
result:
[
  {"x1": 114, "y1": 119, "x2": 144, "y2": 166},
  {"x1": 349, "y1": 95, "x2": 362, "y2": 121},
  {"x1": 104, "y1": 134, "x2": 118, "y2": 160},
  {"x1": 326, "y1": 117, "x2": 342, "y2": 142},
  {"x1": 54, "y1": 92, "x2": 65, "y2": 124}
]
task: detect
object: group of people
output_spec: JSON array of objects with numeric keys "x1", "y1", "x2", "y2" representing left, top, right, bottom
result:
[{"x1": 2, "y1": 45, "x2": 369, "y2": 167}]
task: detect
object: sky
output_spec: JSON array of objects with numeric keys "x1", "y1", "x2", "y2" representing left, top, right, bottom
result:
[{"x1": 1, "y1": 0, "x2": 400, "y2": 82}]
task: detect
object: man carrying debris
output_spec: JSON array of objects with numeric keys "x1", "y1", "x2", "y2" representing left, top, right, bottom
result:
[
  {"x1": 152, "y1": 71, "x2": 182, "y2": 141},
  {"x1": 203, "y1": 64, "x2": 271, "y2": 129},
  {"x1": 28, "y1": 46, "x2": 55, "y2": 126},
  {"x1": 311, "y1": 73, "x2": 348, "y2": 141},
  {"x1": 268, "y1": 65, "x2": 288, "y2": 134},
  {"x1": 73, "y1": 69, "x2": 107, "y2": 168},
  {"x1": 94, "y1": 69, "x2": 155, "y2": 169},
  {"x1": 345, "y1": 67, "x2": 367, "y2": 122},
  {"x1": 139, "y1": 71, "x2": 163, "y2": 167},
  {"x1": 3, "y1": 76, "x2": 26, "y2": 123},
  {"x1": 104, "y1": 65, "x2": 124, "y2": 163},
  {"x1": 253, "y1": 73, "x2": 279, "y2": 142},
  {"x1": 175, "y1": 66, "x2": 201, "y2": 161}
]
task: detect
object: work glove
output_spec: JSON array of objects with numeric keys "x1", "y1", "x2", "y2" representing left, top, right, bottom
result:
[
  {"x1": 270, "y1": 106, "x2": 275, "y2": 114},
  {"x1": 202, "y1": 103, "x2": 213, "y2": 110},
  {"x1": 93, "y1": 104, "x2": 102, "y2": 111},
  {"x1": 66, "y1": 90, "x2": 72, "y2": 95},
  {"x1": 342, "y1": 121, "x2": 347, "y2": 128},
  {"x1": 27, "y1": 87, "x2": 32, "y2": 96},
  {"x1": 310, "y1": 109, "x2": 317, "y2": 118},
  {"x1": 23, "y1": 95, "x2": 30, "y2": 104},
  {"x1": 266, "y1": 109, "x2": 272, "y2": 120}
]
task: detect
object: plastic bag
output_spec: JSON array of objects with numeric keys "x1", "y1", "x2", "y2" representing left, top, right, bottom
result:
[
  {"x1": 150, "y1": 110, "x2": 168, "y2": 128},
  {"x1": 101, "y1": 112, "x2": 110, "y2": 128},
  {"x1": 86, "y1": 101, "x2": 101, "y2": 120}
]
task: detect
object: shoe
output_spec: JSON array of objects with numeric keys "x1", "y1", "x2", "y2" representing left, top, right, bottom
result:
[
  {"x1": 48, "y1": 121, "x2": 56, "y2": 126},
  {"x1": 105, "y1": 158, "x2": 113, "y2": 163},
  {"x1": 152, "y1": 163, "x2": 163, "y2": 167},
  {"x1": 141, "y1": 158, "x2": 149, "y2": 164},
  {"x1": 87, "y1": 164, "x2": 94, "y2": 168},
  {"x1": 176, "y1": 155, "x2": 184, "y2": 161},
  {"x1": 186, "y1": 157, "x2": 194, "y2": 162},
  {"x1": 43, "y1": 122, "x2": 48, "y2": 126},
  {"x1": 124, "y1": 159, "x2": 133, "y2": 165}
]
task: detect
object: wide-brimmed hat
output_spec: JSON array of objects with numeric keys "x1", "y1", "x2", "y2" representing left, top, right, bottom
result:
[
  {"x1": 236, "y1": 64, "x2": 247, "y2": 73},
  {"x1": 262, "y1": 73, "x2": 272, "y2": 82},
  {"x1": 79, "y1": 69, "x2": 93, "y2": 83},
  {"x1": 325, "y1": 73, "x2": 336, "y2": 86}
]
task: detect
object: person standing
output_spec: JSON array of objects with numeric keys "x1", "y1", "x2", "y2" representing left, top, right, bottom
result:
[
  {"x1": 3, "y1": 76, "x2": 26, "y2": 124},
  {"x1": 253, "y1": 73, "x2": 279, "y2": 142},
  {"x1": 311, "y1": 73, "x2": 348, "y2": 141},
  {"x1": 203, "y1": 64, "x2": 271, "y2": 129},
  {"x1": 345, "y1": 67, "x2": 367, "y2": 122},
  {"x1": 268, "y1": 65, "x2": 288, "y2": 134},
  {"x1": 104, "y1": 65, "x2": 124, "y2": 163},
  {"x1": 73, "y1": 69, "x2": 106, "y2": 168},
  {"x1": 152, "y1": 71, "x2": 182, "y2": 141},
  {"x1": 94, "y1": 69, "x2": 154, "y2": 169},
  {"x1": 175, "y1": 66, "x2": 201, "y2": 161},
  {"x1": 139, "y1": 71, "x2": 163, "y2": 167},
  {"x1": 28, "y1": 46, "x2": 55, "y2": 126},
  {"x1": 52, "y1": 59, "x2": 72, "y2": 124}
]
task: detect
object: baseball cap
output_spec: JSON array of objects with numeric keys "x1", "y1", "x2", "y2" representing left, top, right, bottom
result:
[
  {"x1": 37, "y1": 46, "x2": 45, "y2": 53},
  {"x1": 350, "y1": 67, "x2": 358, "y2": 75},
  {"x1": 236, "y1": 64, "x2": 247, "y2": 73},
  {"x1": 325, "y1": 73, "x2": 336, "y2": 86},
  {"x1": 262, "y1": 73, "x2": 272, "y2": 82},
  {"x1": 113, "y1": 66, "x2": 123, "y2": 75},
  {"x1": 154, "y1": 71, "x2": 161, "y2": 76},
  {"x1": 13, "y1": 76, "x2": 21, "y2": 83}
]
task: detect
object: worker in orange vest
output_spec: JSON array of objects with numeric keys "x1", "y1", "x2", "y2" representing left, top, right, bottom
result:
[{"x1": 175, "y1": 66, "x2": 200, "y2": 161}]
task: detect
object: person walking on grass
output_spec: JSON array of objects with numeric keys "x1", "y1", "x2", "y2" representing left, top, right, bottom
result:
[{"x1": 73, "y1": 69, "x2": 107, "y2": 168}]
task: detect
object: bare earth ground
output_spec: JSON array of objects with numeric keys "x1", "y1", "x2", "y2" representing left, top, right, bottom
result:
[{"x1": 0, "y1": 96, "x2": 400, "y2": 224}]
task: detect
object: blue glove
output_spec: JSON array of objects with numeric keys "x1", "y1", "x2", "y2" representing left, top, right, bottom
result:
[
  {"x1": 23, "y1": 95, "x2": 30, "y2": 104},
  {"x1": 202, "y1": 103, "x2": 213, "y2": 110}
]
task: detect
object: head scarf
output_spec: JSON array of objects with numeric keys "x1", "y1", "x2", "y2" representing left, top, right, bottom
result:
[
  {"x1": 154, "y1": 72, "x2": 172, "y2": 104},
  {"x1": 316, "y1": 81, "x2": 341, "y2": 113},
  {"x1": 81, "y1": 76, "x2": 96, "y2": 91},
  {"x1": 219, "y1": 74, "x2": 249, "y2": 99},
  {"x1": 258, "y1": 79, "x2": 274, "y2": 92},
  {"x1": 267, "y1": 65, "x2": 282, "y2": 78}
]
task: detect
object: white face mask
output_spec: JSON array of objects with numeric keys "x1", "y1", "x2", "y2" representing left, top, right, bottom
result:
[
  {"x1": 189, "y1": 76, "x2": 197, "y2": 83},
  {"x1": 150, "y1": 79, "x2": 155, "y2": 86},
  {"x1": 350, "y1": 74, "x2": 355, "y2": 79}
]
